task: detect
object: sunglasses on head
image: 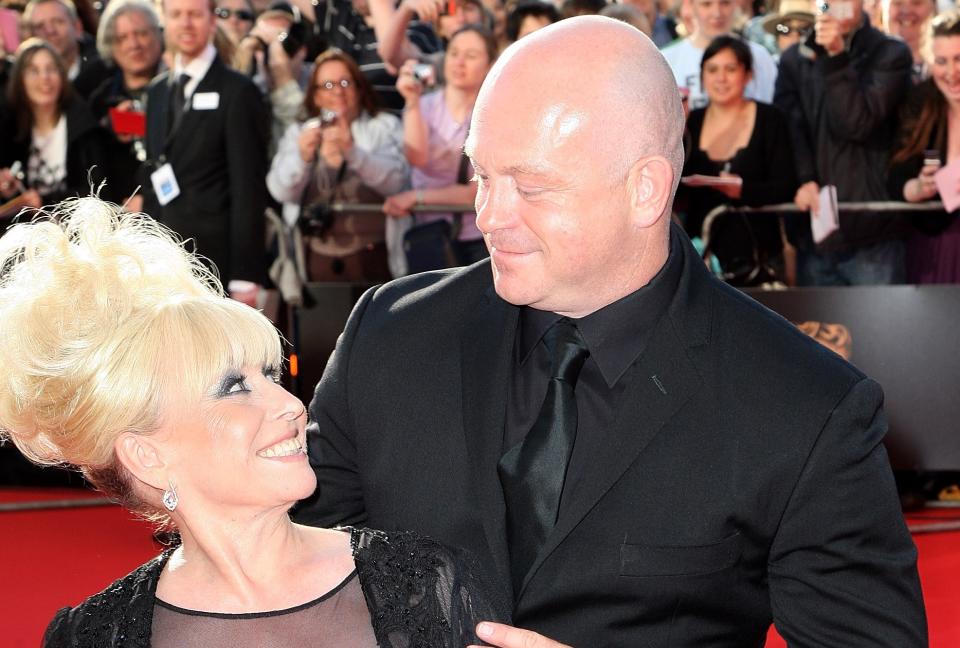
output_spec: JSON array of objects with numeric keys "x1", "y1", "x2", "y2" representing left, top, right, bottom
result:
[{"x1": 215, "y1": 7, "x2": 255, "y2": 20}]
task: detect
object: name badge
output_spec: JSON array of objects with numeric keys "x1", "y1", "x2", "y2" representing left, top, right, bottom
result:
[
  {"x1": 150, "y1": 163, "x2": 181, "y2": 206},
  {"x1": 192, "y1": 92, "x2": 220, "y2": 110}
]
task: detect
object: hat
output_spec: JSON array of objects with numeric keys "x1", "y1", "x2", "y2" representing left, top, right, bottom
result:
[{"x1": 761, "y1": 0, "x2": 815, "y2": 35}]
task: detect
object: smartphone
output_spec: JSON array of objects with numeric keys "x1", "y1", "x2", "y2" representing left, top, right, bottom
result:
[
  {"x1": 108, "y1": 107, "x2": 147, "y2": 137},
  {"x1": 923, "y1": 149, "x2": 942, "y2": 168}
]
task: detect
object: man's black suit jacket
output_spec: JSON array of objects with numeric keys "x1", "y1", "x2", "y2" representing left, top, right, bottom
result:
[
  {"x1": 296, "y1": 227, "x2": 926, "y2": 647},
  {"x1": 142, "y1": 57, "x2": 269, "y2": 284}
]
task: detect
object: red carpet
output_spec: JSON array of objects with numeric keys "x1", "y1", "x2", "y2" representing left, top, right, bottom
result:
[{"x1": 2, "y1": 488, "x2": 957, "y2": 646}]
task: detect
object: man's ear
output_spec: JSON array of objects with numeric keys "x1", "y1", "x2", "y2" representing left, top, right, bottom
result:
[
  {"x1": 114, "y1": 433, "x2": 168, "y2": 491},
  {"x1": 626, "y1": 155, "x2": 674, "y2": 229}
]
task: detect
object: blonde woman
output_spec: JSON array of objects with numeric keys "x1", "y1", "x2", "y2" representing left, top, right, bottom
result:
[{"x1": 0, "y1": 197, "x2": 507, "y2": 647}]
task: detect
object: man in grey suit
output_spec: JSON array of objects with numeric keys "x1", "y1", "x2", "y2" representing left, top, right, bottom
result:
[
  {"x1": 143, "y1": 0, "x2": 269, "y2": 304},
  {"x1": 296, "y1": 16, "x2": 926, "y2": 648}
]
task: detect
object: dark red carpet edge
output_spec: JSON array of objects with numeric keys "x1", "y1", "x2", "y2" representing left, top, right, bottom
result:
[{"x1": 2, "y1": 488, "x2": 957, "y2": 647}]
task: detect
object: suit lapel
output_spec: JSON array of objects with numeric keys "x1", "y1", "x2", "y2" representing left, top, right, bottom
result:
[
  {"x1": 164, "y1": 57, "x2": 223, "y2": 152},
  {"x1": 461, "y1": 286, "x2": 518, "y2": 594},
  {"x1": 517, "y1": 228, "x2": 713, "y2": 599}
]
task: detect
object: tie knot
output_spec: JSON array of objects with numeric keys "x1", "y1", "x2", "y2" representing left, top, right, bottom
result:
[{"x1": 545, "y1": 318, "x2": 589, "y2": 385}]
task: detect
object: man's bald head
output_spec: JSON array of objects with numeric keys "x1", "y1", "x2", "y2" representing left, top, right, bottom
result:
[
  {"x1": 474, "y1": 16, "x2": 685, "y2": 201},
  {"x1": 466, "y1": 16, "x2": 686, "y2": 317}
]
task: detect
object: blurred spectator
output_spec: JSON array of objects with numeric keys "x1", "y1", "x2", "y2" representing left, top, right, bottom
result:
[
  {"x1": 599, "y1": 2, "x2": 652, "y2": 35},
  {"x1": 304, "y1": 0, "x2": 441, "y2": 113},
  {"x1": 87, "y1": 0, "x2": 163, "y2": 205},
  {"x1": 775, "y1": 0, "x2": 912, "y2": 284},
  {"x1": 233, "y1": 2, "x2": 310, "y2": 150},
  {"x1": 142, "y1": 0, "x2": 270, "y2": 303},
  {"x1": 561, "y1": 0, "x2": 607, "y2": 19},
  {"x1": 662, "y1": 0, "x2": 778, "y2": 109},
  {"x1": 505, "y1": 0, "x2": 560, "y2": 43},
  {"x1": 22, "y1": 0, "x2": 107, "y2": 96},
  {"x1": 438, "y1": 0, "x2": 494, "y2": 41},
  {"x1": 739, "y1": 0, "x2": 780, "y2": 54},
  {"x1": 888, "y1": 9, "x2": 960, "y2": 282},
  {"x1": 882, "y1": 0, "x2": 936, "y2": 81},
  {"x1": 267, "y1": 49, "x2": 406, "y2": 281},
  {"x1": 383, "y1": 25, "x2": 496, "y2": 274},
  {"x1": 620, "y1": 0, "x2": 678, "y2": 46},
  {"x1": 216, "y1": 0, "x2": 256, "y2": 45},
  {"x1": 481, "y1": 0, "x2": 509, "y2": 51},
  {"x1": 0, "y1": 38, "x2": 107, "y2": 208},
  {"x1": 677, "y1": 35, "x2": 797, "y2": 284},
  {"x1": 760, "y1": 0, "x2": 814, "y2": 57}
]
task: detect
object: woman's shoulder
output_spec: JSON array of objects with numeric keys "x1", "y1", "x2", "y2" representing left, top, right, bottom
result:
[
  {"x1": 346, "y1": 527, "x2": 511, "y2": 647},
  {"x1": 43, "y1": 550, "x2": 172, "y2": 648}
]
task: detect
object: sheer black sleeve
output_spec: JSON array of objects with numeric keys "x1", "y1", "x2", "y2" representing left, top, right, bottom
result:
[{"x1": 351, "y1": 527, "x2": 511, "y2": 648}]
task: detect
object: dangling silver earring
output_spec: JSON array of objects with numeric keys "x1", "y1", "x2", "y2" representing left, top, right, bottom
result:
[{"x1": 162, "y1": 480, "x2": 179, "y2": 512}]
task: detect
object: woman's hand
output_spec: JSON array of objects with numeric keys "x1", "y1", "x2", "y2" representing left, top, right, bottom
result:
[
  {"x1": 396, "y1": 58, "x2": 424, "y2": 105},
  {"x1": 0, "y1": 168, "x2": 18, "y2": 199},
  {"x1": 319, "y1": 116, "x2": 353, "y2": 167},
  {"x1": 298, "y1": 124, "x2": 324, "y2": 163},
  {"x1": 904, "y1": 163, "x2": 940, "y2": 203},
  {"x1": 400, "y1": 0, "x2": 446, "y2": 23},
  {"x1": 383, "y1": 190, "x2": 418, "y2": 218}
]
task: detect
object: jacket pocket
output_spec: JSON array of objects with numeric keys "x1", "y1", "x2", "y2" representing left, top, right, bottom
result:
[{"x1": 620, "y1": 531, "x2": 742, "y2": 577}]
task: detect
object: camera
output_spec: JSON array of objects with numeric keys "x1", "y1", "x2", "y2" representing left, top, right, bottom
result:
[
  {"x1": 413, "y1": 63, "x2": 436, "y2": 88},
  {"x1": 303, "y1": 108, "x2": 339, "y2": 130}
]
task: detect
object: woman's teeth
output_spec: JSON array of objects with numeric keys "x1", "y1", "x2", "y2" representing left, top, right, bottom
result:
[{"x1": 257, "y1": 437, "x2": 306, "y2": 458}]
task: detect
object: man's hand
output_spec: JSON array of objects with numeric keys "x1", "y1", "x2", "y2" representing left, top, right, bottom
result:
[
  {"x1": 794, "y1": 180, "x2": 821, "y2": 216},
  {"x1": 468, "y1": 622, "x2": 573, "y2": 648},
  {"x1": 814, "y1": 13, "x2": 844, "y2": 56}
]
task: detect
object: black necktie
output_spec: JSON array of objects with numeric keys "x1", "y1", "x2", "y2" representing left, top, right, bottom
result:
[
  {"x1": 170, "y1": 73, "x2": 190, "y2": 130},
  {"x1": 498, "y1": 317, "x2": 589, "y2": 595}
]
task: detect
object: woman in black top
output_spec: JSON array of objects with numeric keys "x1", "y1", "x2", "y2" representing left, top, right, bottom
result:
[
  {"x1": 678, "y1": 35, "x2": 797, "y2": 284},
  {"x1": 0, "y1": 39, "x2": 107, "y2": 207},
  {"x1": 0, "y1": 197, "x2": 508, "y2": 647}
]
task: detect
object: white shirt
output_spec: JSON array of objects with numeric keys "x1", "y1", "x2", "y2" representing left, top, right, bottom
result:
[{"x1": 662, "y1": 38, "x2": 779, "y2": 110}]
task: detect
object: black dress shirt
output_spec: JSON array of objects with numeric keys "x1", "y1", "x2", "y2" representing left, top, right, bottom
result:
[{"x1": 504, "y1": 228, "x2": 684, "y2": 520}]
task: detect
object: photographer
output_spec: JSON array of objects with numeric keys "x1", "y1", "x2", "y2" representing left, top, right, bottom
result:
[
  {"x1": 774, "y1": 0, "x2": 912, "y2": 284},
  {"x1": 234, "y1": 2, "x2": 310, "y2": 151},
  {"x1": 267, "y1": 48, "x2": 407, "y2": 282},
  {"x1": 382, "y1": 25, "x2": 496, "y2": 273},
  {"x1": 87, "y1": 0, "x2": 163, "y2": 207}
]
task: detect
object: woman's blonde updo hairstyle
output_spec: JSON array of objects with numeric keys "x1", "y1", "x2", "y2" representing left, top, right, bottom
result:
[{"x1": 0, "y1": 198, "x2": 283, "y2": 522}]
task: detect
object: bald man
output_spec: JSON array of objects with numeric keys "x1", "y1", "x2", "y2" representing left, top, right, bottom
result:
[{"x1": 296, "y1": 16, "x2": 927, "y2": 647}]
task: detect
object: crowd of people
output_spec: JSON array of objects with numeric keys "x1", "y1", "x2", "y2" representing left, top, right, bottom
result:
[{"x1": 1, "y1": 0, "x2": 959, "y2": 294}]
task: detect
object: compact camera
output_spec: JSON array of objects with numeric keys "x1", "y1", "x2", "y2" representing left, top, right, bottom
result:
[
  {"x1": 303, "y1": 108, "x2": 339, "y2": 130},
  {"x1": 412, "y1": 63, "x2": 436, "y2": 88}
]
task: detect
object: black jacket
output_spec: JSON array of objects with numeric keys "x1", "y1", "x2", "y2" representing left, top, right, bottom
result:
[
  {"x1": 42, "y1": 528, "x2": 509, "y2": 647},
  {"x1": 295, "y1": 223, "x2": 927, "y2": 646},
  {"x1": 774, "y1": 16, "x2": 912, "y2": 251},
  {"x1": 0, "y1": 99, "x2": 109, "y2": 204}
]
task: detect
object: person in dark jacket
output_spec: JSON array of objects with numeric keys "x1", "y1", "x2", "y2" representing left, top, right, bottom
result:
[
  {"x1": 774, "y1": 0, "x2": 912, "y2": 285},
  {"x1": 0, "y1": 39, "x2": 107, "y2": 208}
]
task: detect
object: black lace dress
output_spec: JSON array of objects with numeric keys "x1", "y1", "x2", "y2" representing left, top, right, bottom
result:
[{"x1": 43, "y1": 528, "x2": 510, "y2": 648}]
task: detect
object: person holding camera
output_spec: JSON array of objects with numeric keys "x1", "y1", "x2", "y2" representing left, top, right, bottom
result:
[
  {"x1": 383, "y1": 24, "x2": 496, "y2": 274},
  {"x1": 86, "y1": 0, "x2": 164, "y2": 209},
  {"x1": 774, "y1": 0, "x2": 912, "y2": 285},
  {"x1": 267, "y1": 49, "x2": 407, "y2": 282}
]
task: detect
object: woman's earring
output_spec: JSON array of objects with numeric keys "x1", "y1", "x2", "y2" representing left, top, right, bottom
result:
[{"x1": 162, "y1": 481, "x2": 179, "y2": 512}]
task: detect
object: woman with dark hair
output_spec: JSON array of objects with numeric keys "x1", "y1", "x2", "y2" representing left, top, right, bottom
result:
[
  {"x1": 888, "y1": 10, "x2": 960, "y2": 283},
  {"x1": 0, "y1": 38, "x2": 107, "y2": 209},
  {"x1": 505, "y1": 1, "x2": 561, "y2": 43},
  {"x1": 678, "y1": 34, "x2": 797, "y2": 285},
  {"x1": 384, "y1": 24, "x2": 497, "y2": 274},
  {"x1": 0, "y1": 197, "x2": 508, "y2": 646},
  {"x1": 267, "y1": 48, "x2": 407, "y2": 282}
]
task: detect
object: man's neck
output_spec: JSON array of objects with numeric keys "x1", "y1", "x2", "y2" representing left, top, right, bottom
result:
[{"x1": 123, "y1": 69, "x2": 154, "y2": 90}]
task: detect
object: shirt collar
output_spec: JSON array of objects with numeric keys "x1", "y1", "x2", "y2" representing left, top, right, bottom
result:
[
  {"x1": 174, "y1": 43, "x2": 216, "y2": 89},
  {"x1": 518, "y1": 225, "x2": 684, "y2": 388}
]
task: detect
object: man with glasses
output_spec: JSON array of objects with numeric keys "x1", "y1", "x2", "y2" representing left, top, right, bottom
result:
[
  {"x1": 761, "y1": 0, "x2": 815, "y2": 57},
  {"x1": 142, "y1": 0, "x2": 270, "y2": 306}
]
